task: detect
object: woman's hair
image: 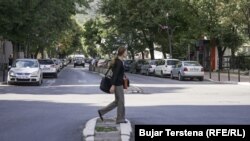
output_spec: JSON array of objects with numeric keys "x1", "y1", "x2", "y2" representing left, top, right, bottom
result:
[
  {"x1": 110, "y1": 47, "x2": 127, "y2": 68},
  {"x1": 117, "y1": 47, "x2": 127, "y2": 57}
]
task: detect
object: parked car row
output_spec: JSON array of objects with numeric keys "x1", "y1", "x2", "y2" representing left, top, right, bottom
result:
[
  {"x1": 126, "y1": 59, "x2": 205, "y2": 81},
  {"x1": 7, "y1": 58, "x2": 70, "y2": 86},
  {"x1": 90, "y1": 58, "x2": 204, "y2": 81}
]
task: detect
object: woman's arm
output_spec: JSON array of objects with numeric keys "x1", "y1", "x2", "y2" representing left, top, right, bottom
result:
[{"x1": 111, "y1": 60, "x2": 121, "y2": 85}]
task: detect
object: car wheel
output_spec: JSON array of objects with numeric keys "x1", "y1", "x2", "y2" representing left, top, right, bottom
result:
[
  {"x1": 7, "y1": 81, "x2": 12, "y2": 85},
  {"x1": 178, "y1": 73, "x2": 183, "y2": 81},
  {"x1": 161, "y1": 71, "x2": 164, "y2": 78},
  {"x1": 146, "y1": 70, "x2": 149, "y2": 76},
  {"x1": 35, "y1": 79, "x2": 42, "y2": 86},
  {"x1": 133, "y1": 70, "x2": 136, "y2": 74},
  {"x1": 170, "y1": 72, "x2": 174, "y2": 79},
  {"x1": 199, "y1": 77, "x2": 204, "y2": 81},
  {"x1": 54, "y1": 73, "x2": 58, "y2": 78}
]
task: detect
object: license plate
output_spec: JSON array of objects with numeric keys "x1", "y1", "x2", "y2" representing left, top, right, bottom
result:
[
  {"x1": 17, "y1": 75, "x2": 28, "y2": 79},
  {"x1": 190, "y1": 68, "x2": 199, "y2": 72},
  {"x1": 43, "y1": 68, "x2": 50, "y2": 70}
]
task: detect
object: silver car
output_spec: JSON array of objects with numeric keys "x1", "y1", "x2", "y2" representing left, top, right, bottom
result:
[
  {"x1": 171, "y1": 61, "x2": 204, "y2": 81},
  {"x1": 140, "y1": 59, "x2": 159, "y2": 75},
  {"x1": 7, "y1": 59, "x2": 43, "y2": 85},
  {"x1": 154, "y1": 59, "x2": 180, "y2": 77},
  {"x1": 38, "y1": 59, "x2": 58, "y2": 78}
]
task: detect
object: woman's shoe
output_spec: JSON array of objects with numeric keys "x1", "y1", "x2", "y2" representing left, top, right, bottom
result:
[
  {"x1": 98, "y1": 110, "x2": 103, "y2": 121},
  {"x1": 116, "y1": 120, "x2": 127, "y2": 124}
]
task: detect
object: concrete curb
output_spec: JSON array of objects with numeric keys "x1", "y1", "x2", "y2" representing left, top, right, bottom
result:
[
  {"x1": 238, "y1": 82, "x2": 250, "y2": 86},
  {"x1": 0, "y1": 82, "x2": 7, "y2": 85},
  {"x1": 120, "y1": 119, "x2": 132, "y2": 141},
  {"x1": 82, "y1": 117, "x2": 98, "y2": 141},
  {"x1": 206, "y1": 78, "x2": 239, "y2": 84},
  {"x1": 82, "y1": 117, "x2": 132, "y2": 141}
]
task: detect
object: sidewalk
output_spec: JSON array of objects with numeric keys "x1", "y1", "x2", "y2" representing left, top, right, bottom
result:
[
  {"x1": 83, "y1": 117, "x2": 132, "y2": 141},
  {"x1": 0, "y1": 70, "x2": 7, "y2": 85},
  {"x1": 204, "y1": 72, "x2": 250, "y2": 83}
]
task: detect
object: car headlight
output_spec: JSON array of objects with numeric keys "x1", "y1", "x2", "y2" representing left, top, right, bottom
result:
[
  {"x1": 9, "y1": 71, "x2": 16, "y2": 77},
  {"x1": 31, "y1": 71, "x2": 39, "y2": 76}
]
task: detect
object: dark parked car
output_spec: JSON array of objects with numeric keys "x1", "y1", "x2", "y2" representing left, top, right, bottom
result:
[
  {"x1": 129, "y1": 59, "x2": 148, "y2": 73},
  {"x1": 74, "y1": 57, "x2": 85, "y2": 67},
  {"x1": 124, "y1": 60, "x2": 134, "y2": 72}
]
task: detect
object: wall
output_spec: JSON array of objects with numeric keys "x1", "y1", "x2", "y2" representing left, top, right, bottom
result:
[{"x1": 0, "y1": 40, "x2": 13, "y2": 64}]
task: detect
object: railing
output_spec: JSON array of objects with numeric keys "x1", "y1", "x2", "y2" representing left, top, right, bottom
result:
[{"x1": 207, "y1": 55, "x2": 250, "y2": 82}]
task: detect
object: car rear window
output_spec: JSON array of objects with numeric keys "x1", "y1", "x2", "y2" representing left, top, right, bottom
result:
[
  {"x1": 167, "y1": 60, "x2": 179, "y2": 65},
  {"x1": 39, "y1": 60, "x2": 54, "y2": 64},
  {"x1": 184, "y1": 62, "x2": 201, "y2": 66}
]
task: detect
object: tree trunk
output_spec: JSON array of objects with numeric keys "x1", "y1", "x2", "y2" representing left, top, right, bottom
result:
[
  {"x1": 231, "y1": 48, "x2": 236, "y2": 69},
  {"x1": 141, "y1": 51, "x2": 145, "y2": 60},
  {"x1": 148, "y1": 40, "x2": 155, "y2": 60},
  {"x1": 129, "y1": 49, "x2": 135, "y2": 60},
  {"x1": 218, "y1": 53, "x2": 223, "y2": 70},
  {"x1": 12, "y1": 42, "x2": 18, "y2": 59},
  {"x1": 248, "y1": 24, "x2": 250, "y2": 39},
  {"x1": 35, "y1": 46, "x2": 42, "y2": 59},
  {"x1": 217, "y1": 46, "x2": 227, "y2": 70},
  {"x1": 162, "y1": 46, "x2": 167, "y2": 59},
  {"x1": 142, "y1": 30, "x2": 155, "y2": 60},
  {"x1": 41, "y1": 47, "x2": 44, "y2": 59}
]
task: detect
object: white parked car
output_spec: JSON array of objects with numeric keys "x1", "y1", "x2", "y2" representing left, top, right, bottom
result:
[
  {"x1": 7, "y1": 59, "x2": 43, "y2": 85},
  {"x1": 170, "y1": 61, "x2": 204, "y2": 81},
  {"x1": 38, "y1": 59, "x2": 58, "y2": 78},
  {"x1": 52, "y1": 58, "x2": 62, "y2": 72},
  {"x1": 154, "y1": 59, "x2": 180, "y2": 77},
  {"x1": 140, "y1": 59, "x2": 159, "y2": 75}
]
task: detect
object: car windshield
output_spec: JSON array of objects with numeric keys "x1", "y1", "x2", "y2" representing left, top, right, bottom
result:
[
  {"x1": 184, "y1": 62, "x2": 201, "y2": 66},
  {"x1": 167, "y1": 60, "x2": 179, "y2": 65},
  {"x1": 13, "y1": 60, "x2": 38, "y2": 68},
  {"x1": 39, "y1": 60, "x2": 54, "y2": 64}
]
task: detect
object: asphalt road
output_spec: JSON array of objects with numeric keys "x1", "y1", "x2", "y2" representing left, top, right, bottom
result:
[{"x1": 0, "y1": 64, "x2": 250, "y2": 141}]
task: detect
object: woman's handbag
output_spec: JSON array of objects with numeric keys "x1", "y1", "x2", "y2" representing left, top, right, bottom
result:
[
  {"x1": 123, "y1": 75, "x2": 130, "y2": 89},
  {"x1": 100, "y1": 68, "x2": 112, "y2": 93}
]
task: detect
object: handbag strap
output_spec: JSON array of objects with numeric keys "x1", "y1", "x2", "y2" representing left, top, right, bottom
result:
[{"x1": 105, "y1": 67, "x2": 111, "y2": 76}]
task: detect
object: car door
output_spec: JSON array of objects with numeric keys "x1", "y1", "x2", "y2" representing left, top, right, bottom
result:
[
  {"x1": 159, "y1": 60, "x2": 166, "y2": 74},
  {"x1": 173, "y1": 62, "x2": 182, "y2": 77},
  {"x1": 155, "y1": 60, "x2": 163, "y2": 75},
  {"x1": 141, "y1": 61, "x2": 148, "y2": 74}
]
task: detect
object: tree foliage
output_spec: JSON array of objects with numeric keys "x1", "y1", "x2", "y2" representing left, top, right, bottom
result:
[{"x1": 0, "y1": 0, "x2": 90, "y2": 58}]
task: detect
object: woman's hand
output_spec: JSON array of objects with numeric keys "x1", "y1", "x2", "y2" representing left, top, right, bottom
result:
[{"x1": 110, "y1": 85, "x2": 115, "y2": 93}]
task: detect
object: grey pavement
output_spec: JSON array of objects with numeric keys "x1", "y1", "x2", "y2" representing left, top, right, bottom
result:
[
  {"x1": 0, "y1": 70, "x2": 7, "y2": 84},
  {"x1": 204, "y1": 71, "x2": 250, "y2": 82},
  {"x1": 0, "y1": 64, "x2": 250, "y2": 141}
]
